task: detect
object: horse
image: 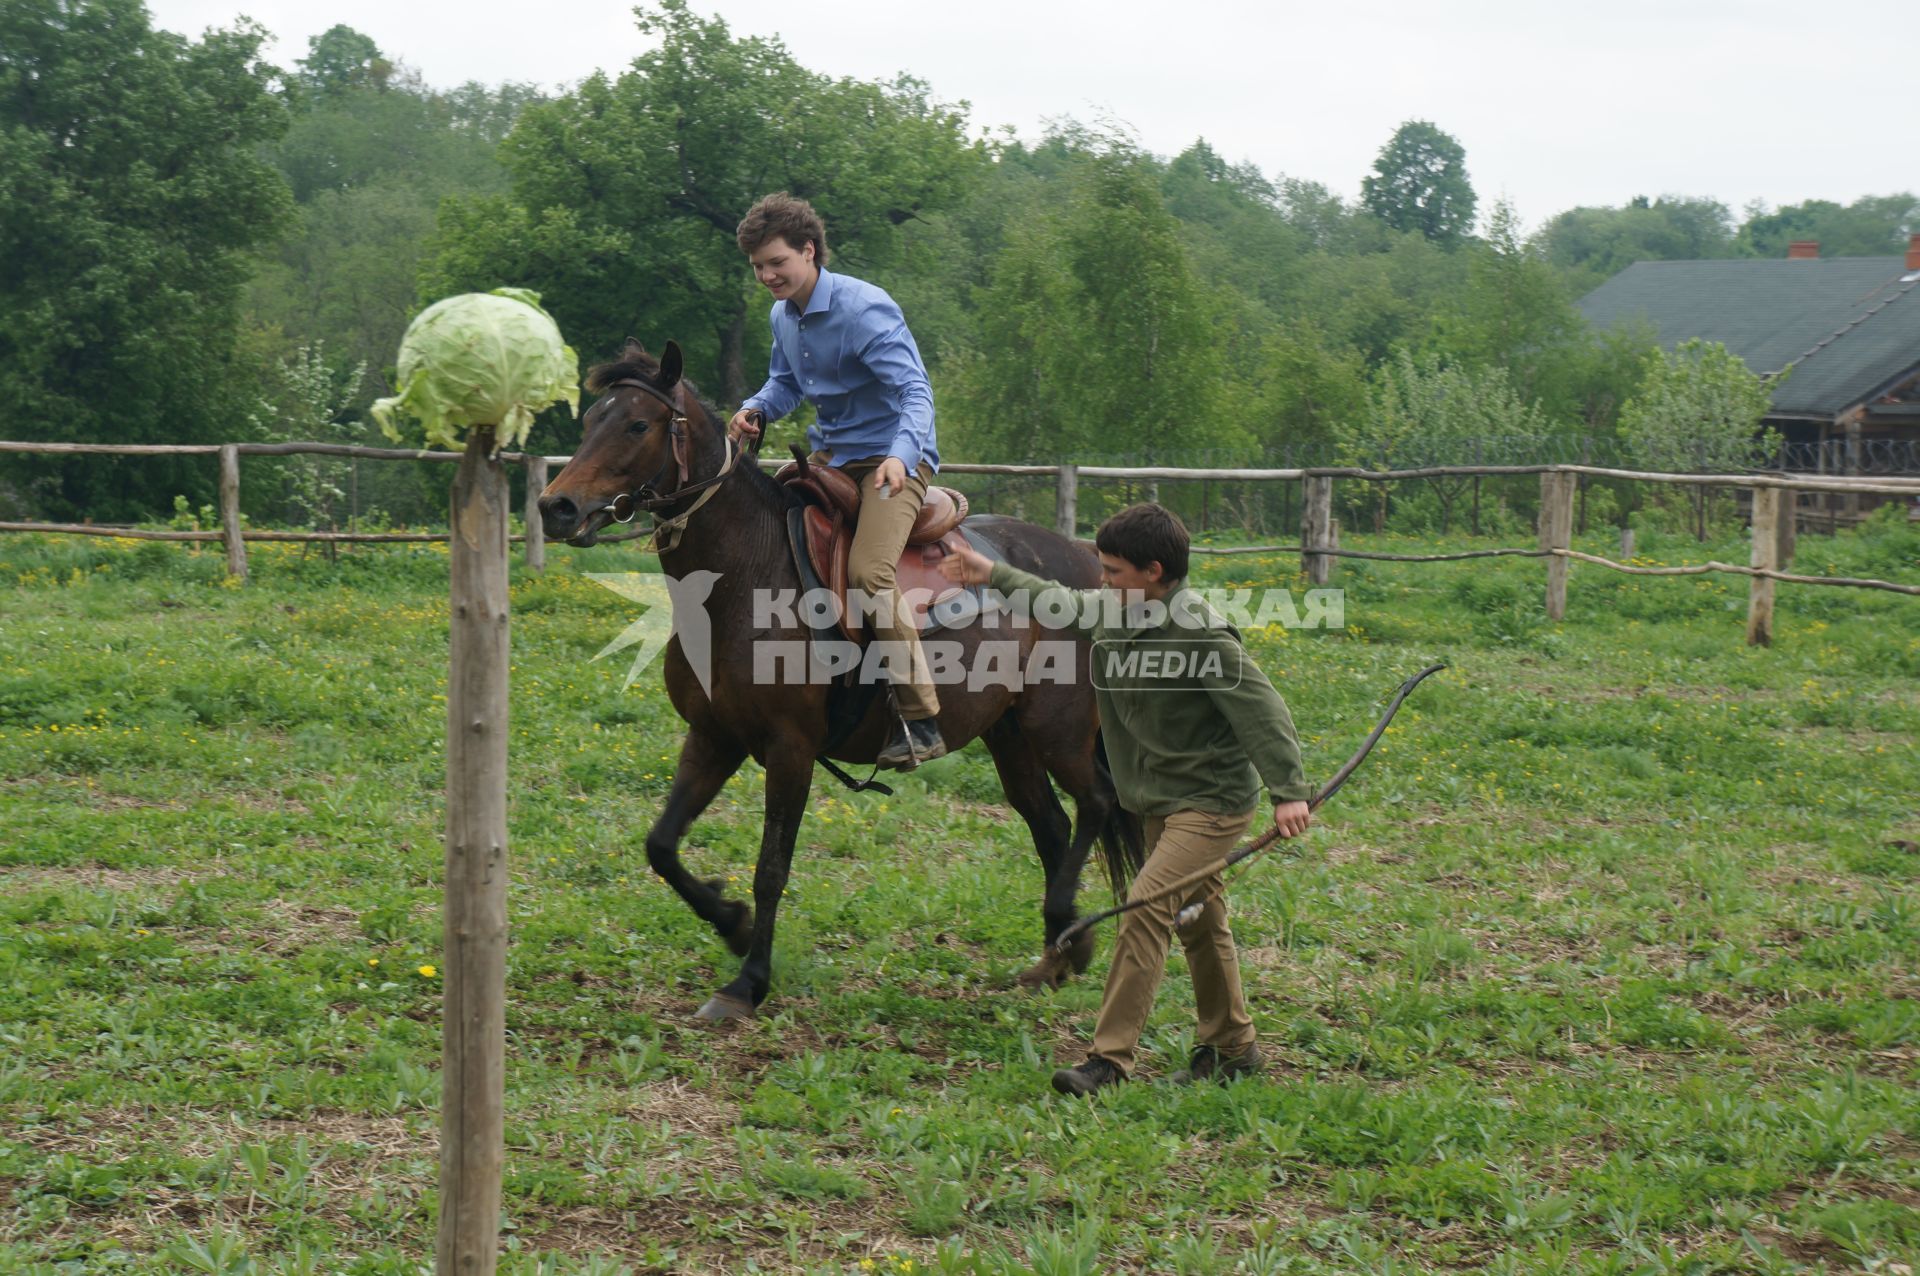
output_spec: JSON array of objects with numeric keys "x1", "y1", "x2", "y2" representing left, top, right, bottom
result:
[{"x1": 537, "y1": 340, "x2": 1145, "y2": 1021}]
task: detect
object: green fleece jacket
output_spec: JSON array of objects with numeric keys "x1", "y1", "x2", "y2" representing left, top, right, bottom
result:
[{"x1": 989, "y1": 562, "x2": 1313, "y2": 817}]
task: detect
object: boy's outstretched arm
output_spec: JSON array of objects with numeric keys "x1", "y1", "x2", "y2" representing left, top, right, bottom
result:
[{"x1": 939, "y1": 547, "x2": 1102, "y2": 638}]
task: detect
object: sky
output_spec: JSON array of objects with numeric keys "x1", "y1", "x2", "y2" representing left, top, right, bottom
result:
[{"x1": 146, "y1": 0, "x2": 1913, "y2": 232}]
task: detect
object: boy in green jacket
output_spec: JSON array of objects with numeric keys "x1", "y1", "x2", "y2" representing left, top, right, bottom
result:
[{"x1": 939, "y1": 503, "x2": 1314, "y2": 1095}]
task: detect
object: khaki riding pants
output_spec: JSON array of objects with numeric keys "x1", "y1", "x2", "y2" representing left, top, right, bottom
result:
[
  {"x1": 1091, "y1": 806, "x2": 1258, "y2": 1075},
  {"x1": 809, "y1": 451, "x2": 940, "y2": 721}
]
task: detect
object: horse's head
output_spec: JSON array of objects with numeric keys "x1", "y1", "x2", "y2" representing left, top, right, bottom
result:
[{"x1": 539, "y1": 338, "x2": 697, "y2": 546}]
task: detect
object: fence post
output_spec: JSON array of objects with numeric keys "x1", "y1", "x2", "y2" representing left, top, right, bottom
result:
[
  {"x1": 1747, "y1": 486, "x2": 1780, "y2": 647},
  {"x1": 1540, "y1": 470, "x2": 1574, "y2": 620},
  {"x1": 218, "y1": 444, "x2": 247, "y2": 582},
  {"x1": 1620, "y1": 527, "x2": 1635, "y2": 560},
  {"x1": 439, "y1": 427, "x2": 510, "y2": 1276},
  {"x1": 523, "y1": 455, "x2": 547, "y2": 574},
  {"x1": 1055, "y1": 463, "x2": 1078, "y2": 539},
  {"x1": 1302, "y1": 474, "x2": 1335, "y2": 585},
  {"x1": 1775, "y1": 486, "x2": 1797, "y2": 569}
]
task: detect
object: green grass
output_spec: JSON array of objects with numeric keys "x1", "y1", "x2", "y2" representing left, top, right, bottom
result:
[{"x1": 1, "y1": 521, "x2": 1916, "y2": 1274}]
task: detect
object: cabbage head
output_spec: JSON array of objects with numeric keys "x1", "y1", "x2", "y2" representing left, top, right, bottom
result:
[{"x1": 371, "y1": 287, "x2": 579, "y2": 451}]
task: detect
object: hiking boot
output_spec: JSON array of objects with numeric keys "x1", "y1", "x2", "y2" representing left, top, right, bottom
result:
[
  {"x1": 1168, "y1": 1042, "x2": 1264, "y2": 1085},
  {"x1": 1051, "y1": 1055, "x2": 1126, "y2": 1097},
  {"x1": 877, "y1": 717, "x2": 946, "y2": 770}
]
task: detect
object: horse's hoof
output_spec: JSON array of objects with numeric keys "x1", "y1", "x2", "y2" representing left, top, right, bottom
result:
[
  {"x1": 1015, "y1": 952, "x2": 1070, "y2": 989},
  {"x1": 693, "y1": 992, "x2": 755, "y2": 1022}
]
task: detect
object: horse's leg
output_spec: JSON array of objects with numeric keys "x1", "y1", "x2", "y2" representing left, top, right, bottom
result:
[
  {"x1": 1015, "y1": 692, "x2": 1121, "y2": 986},
  {"x1": 694, "y1": 740, "x2": 813, "y2": 1022},
  {"x1": 645, "y1": 726, "x2": 754, "y2": 956},
  {"x1": 980, "y1": 717, "x2": 1082, "y2": 988}
]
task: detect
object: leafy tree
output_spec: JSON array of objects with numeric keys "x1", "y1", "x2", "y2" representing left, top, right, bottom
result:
[
  {"x1": 1240, "y1": 323, "x2": 1366, "y2": 461},
  {"x1": 249, "y1": 41, "x2": 531, "y2": 401},
  {"x1": 425, "y1": 0, "x2": 981, "y2": 407},
  {"x1": 1275, "y1": 176, "x2": 1386, "y2": 254},
  {"x1": 1160, "y1": 140, "x2": 1305, "y2": 317},
  {"x1": 247, "y1": 342, "x2": 365, "y2": 532},
  {"x1": 1340, "y1": 350, "x2": 1548, "y2": 532},
  {"x1": 1360, "y1": 120, "x2": 1476, "y2": 246},
  {"x1": 953, "y1": 145, "x2": 1244, "y2": 472},
  {"x1": 1290, "y1": 230, "x2": 1470, "y2": 364},
  {"x1": 0, "y1": 0, "x2": 291, "y2": 519},
  {"x1": 1439, "y1": 200, "x2": 1584, "y2": 398},
  {"x1": 1619, "y1": 339, "x2": 1778, "y2": 539},
  {"x1": 1536, "y1": 195, "x2": 1737, "y2": 293},
  {"x1": 269, "y1": 49, "x2": 511, "y2": 204},
  {"x1": 1736, "y1": 193, "x2": 1919, "y2": 259},
  {"x1": 293, "y1": 23, "x2": 391, "y2": 98}
]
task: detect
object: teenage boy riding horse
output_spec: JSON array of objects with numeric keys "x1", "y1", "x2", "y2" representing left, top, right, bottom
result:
[{"x1": 726, "y1": 192, "x2": 946, "y2": 770}]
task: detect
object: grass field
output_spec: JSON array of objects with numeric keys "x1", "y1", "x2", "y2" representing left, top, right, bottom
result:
[{"x1": 1, "y1": 518, "x2": 1917, "y2": 1274}]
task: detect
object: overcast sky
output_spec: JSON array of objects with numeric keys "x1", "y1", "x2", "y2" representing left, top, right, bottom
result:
[{"x1": 147, "y1": 0, "x2": 1911, "y2": 231}]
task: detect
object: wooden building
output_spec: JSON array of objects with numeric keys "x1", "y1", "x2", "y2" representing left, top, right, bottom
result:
[{"x1": 1580, "y1": 235, "x2": 1920, "y2": 523}]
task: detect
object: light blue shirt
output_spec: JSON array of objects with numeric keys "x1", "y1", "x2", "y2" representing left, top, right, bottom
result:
[{"x1": 741, "y1": 269, "x2": 939, "y2": 474}]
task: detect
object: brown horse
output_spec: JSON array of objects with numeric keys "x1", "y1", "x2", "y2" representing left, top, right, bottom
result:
[{"x1": 538, "y1": 340, "x2": 1144, "y2": 1020}]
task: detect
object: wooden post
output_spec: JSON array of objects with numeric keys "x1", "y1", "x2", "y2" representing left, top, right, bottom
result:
[
  {"x1": 439, "y1": 428, "x2": 510, "y2": 1276},
  {"x1": 522, "y1": 455, "x2": 547, "y2": 574},
  {"x1": 1776, "y1": 490, "x2": 1797, "y2": 568},
  {"x1": 219, "y1": 444, "x2": 247, "y2": 582},
  {"x1": 1055, "y1": 464, "x2": 1078, "y2": 539},
  {"x1": 1539, "y1": 471, "x2": 1574, "y2": 621},
  {"x1": 1620, "y1": 527, "x2": 1635, "y2": 560},
  {"x1": 1302, "y1": 474, "x2": 1335, "y2": 585},
  {"x1": 1747, "y1": 485, "x2": 1780, "y2": 647}
]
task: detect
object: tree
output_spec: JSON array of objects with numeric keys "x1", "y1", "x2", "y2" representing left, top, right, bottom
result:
[
  {"x1": 1537, "y1": 195, "x2": 1736, "y2": 292},
  {"x1": 1340, "y1": 350, "x2": 1549, "y2": 532},
  {"x1": 250, "y1": 49, "x2": 532, "y2": 397},
  {"x1": 1240, "y1": 323, "x2": 1366, "y2": 462},
  {"x1": 247, "y1": 342, "x2": 365, "y2": 535},
  {"x1": 1360, "y1": 121, "x2": 1476, "y2": 246},
  {"x1": 425, "y1": 0, "x2": 982, "y2": 407},
  {"x1": 1439, "y1": 199, "x2": 1584, "y2": 404},
  {"x1": 1619, "y1": 339, "x2": 1778, "y2": 540},
  {"x1": 1160, "y1": 140, "x2": 1305, "y2": 316},
  {"x1": 1737, "y1": 193, "x2": 1920, "y2": 259},
  {"x1": 294, "y1": 23, "x2": 392, "y2": 98},
  {"x1": 0, "y1": 0, "x2": 291, "y2": 519},
  {"x1": 953, "y1": 145, "x2": 1244, "y2": 471}
]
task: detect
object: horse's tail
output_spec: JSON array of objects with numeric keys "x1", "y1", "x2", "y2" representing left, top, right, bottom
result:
[{"x1": 1093, "y1": 730, "x2": 1147, "y2": 903}]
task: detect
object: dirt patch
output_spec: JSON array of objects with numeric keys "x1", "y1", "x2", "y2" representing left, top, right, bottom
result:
[{"x1": 0, "y1": 863, "x2": 198, "y2": 893}]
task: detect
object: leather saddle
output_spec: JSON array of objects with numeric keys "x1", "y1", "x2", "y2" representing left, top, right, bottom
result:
[{"x1": 775, "y1": 446, "x2": 977, "y2": 643}]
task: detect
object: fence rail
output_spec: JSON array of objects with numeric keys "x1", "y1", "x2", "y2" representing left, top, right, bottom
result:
[{"x1": 3, "y1": 440, "x2": 1915, "y2": 647}]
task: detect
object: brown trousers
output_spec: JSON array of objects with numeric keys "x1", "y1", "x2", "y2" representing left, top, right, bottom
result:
[
  {"x1": 1091, "y1": 806, "x2": 1257, "y2": 1075},
  {"x1": 810, "y1": 451, "x2": 940, "y2": 720}
]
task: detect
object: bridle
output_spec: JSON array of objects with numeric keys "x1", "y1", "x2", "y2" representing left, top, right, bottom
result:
[{"x1": 596, "y1": 376, "x2": 745, "y2": 552}]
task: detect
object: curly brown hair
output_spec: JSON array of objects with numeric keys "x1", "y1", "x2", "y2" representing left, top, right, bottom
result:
[{"x1": 736, "y1": 192, "x2": 830, "y2": 268}]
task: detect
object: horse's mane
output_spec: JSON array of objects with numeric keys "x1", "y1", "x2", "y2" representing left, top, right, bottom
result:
[{"x1": 584, "y1": 351, "x2": 795, "y2": 509}]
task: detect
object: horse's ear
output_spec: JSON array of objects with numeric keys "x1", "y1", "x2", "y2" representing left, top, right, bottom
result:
[
  {"x1": 657, "y1": 341, "x2": 683, "y2": 389},
  {"x1": 621, "y1": 336, "x2": 648, "y2": 361}
]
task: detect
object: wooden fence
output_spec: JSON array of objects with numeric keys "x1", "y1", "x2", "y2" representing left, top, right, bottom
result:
[{"x1": 4, "y1": 440, "x2": 1918, "y2": 647}]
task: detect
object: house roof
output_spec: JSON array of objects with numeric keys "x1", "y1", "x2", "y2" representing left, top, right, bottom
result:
[{"x1": 1578, "y1": 257, "x2": 1920, "y2": 419}]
